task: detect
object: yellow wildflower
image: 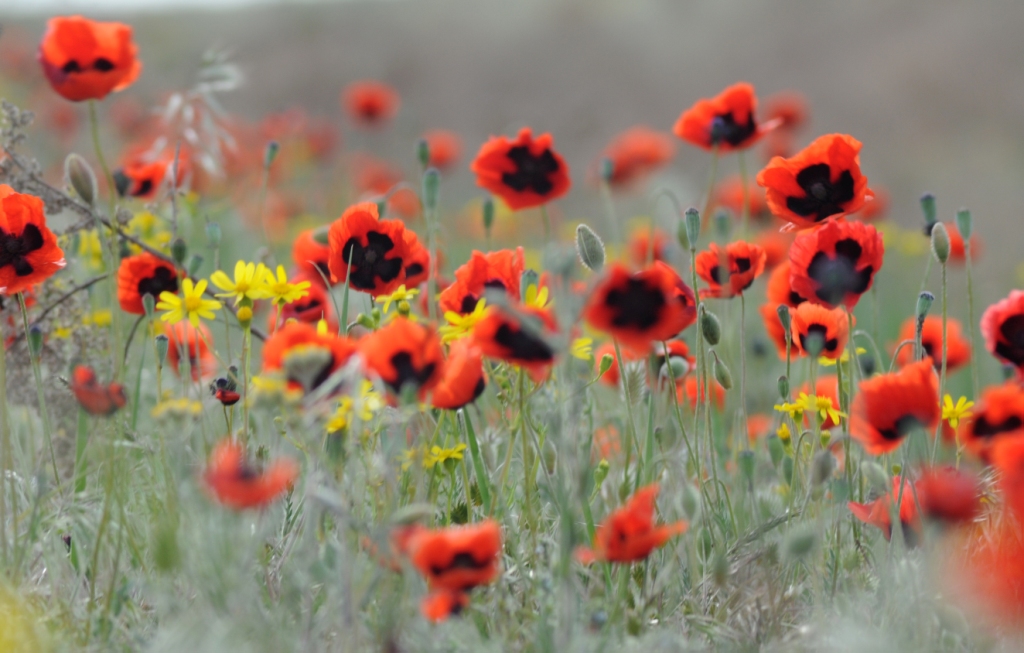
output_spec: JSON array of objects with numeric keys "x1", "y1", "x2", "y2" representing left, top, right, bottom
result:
[
  {"x1": 83, "y1": 309, "x2": 112, "y2": 327},
  {"x1": 524, "y1": 284, "x2": 549, "y2": 310},
  {"x1": 424, "y1": 443, "x2": 466, "y2": 469},
  {"x1": 819, "y1": 346, "x2": 867, "y2": 367},
  {"x1": 52, "y1": 326, "x2": 72, "y2": 339},
  {"x1": 774, "y1": 400, "x2": 804, "y2": 422},
  {"x1": 152, "y1": 397, "x2": 203, "y2": 419},
  {"x1": 263, "y1": 264, "x2": 311, "y2": 307},
  {"x1": 157, "y1": 278, "x2": 222, "y2": 326},
  {"x1": 78, "y1": 229, "x2": 105, "y2": 270},
  {"x1": 375, "y1": 284, "x2": 419, "y2": 314},
  {"x1": 439, "y1": 298, "x2": 489, "y2": 343},
  {"x1": 799, "y1": 392, "x2": 845, "y2": 425},
  {"x1": 777, "y1": 422, "x2": 791, "y2": 442},
  {"x1": 327, "y1": 397, "x2": 354, "y2": 433},
  {"x1": 570, "y1": 337, "x2": 593, "y2": 361},
  {"x1": 210, "y1": 261, "x2": 271, "y2": 304},
  {"x1": 942, "y1": 394, "x2": 974, "y2": 429}
]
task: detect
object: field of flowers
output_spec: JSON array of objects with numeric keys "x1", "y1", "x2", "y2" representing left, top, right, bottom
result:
[{"x1": 0, "y1": 13, "x2": 1023, "y2": 653}]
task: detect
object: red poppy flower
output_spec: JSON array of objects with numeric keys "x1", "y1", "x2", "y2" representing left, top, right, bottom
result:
[
  {"x1": 471, "y1": 127, "x2": 571, "y2": 210},
  {"x1": 712, "y1": 176, "x2": 768, "y2": 219},
  {"x1": 267, "y1": 274, "x2": 338, "y2": 335},
  {"x1": 164, "y1": 321, "x2": 216, "y2": 381},
  {"x1": 401, "y1": 230, "x2": 431, "y2": 289},
  {"x1": 112, "y1": 148, "x2": 188, "y2": 200},
  {"x1": 755, "y1": 228, "x2": 794, "y2": 269},
  {"x1": 849, "y1": 476, "x2": 919, "y2": 544},
  {"x1": 359, "y1": 318, "x2": 444, "y2": 399},
  {"x1": 420, "y1": 588, "x2": 471, "y2": 622},
  {"x1": 789, "y1": 219, "x2": 883, "y2": 309},
  {"x1": 959, "y1": 382, "x2": 1024, "y2": 461},
  {"x1": 757, "y1": 134, "x2": 869, "y2": 228},
  {"x1": 38, "y1": 16, "x2": 141, "y2": 102},
  {"x1": 766, "y1": 261, "x2": 807, "y2": 308},
  {"x1": 762, "y1": 91, "x2": 808, "y2": 132},
  {"x1": 694, "y1": 241, "x2": 767, "y2": 299},
  {"x1": 627, "y1": 227, "x2": 669, "y2": 266},
  {"x1": 790, "y1": 302, "x2": 849, "y2": 360},
  {"x1": 592, "y1": 424, "x2": 622, "y2": 460},
  {"x1": 944, "y1": 519, "x2": 1024, "y2": 628},
  {"x1": 680, "y1": 376, "x2": 726, "y2": 411},
  {"x1": 431, "y1": 340, "x2": 487, "y2": 410},
  {"x1": 760, "y1": 303, "x2": 790, "y2": 360},
  {"x1": 117, "y1": 251, "x2": 181, "y2": 315},
  {"x1": 0, "y1": 185, "x2": 65, "y2": 295},
  {"x1": 342, "y1": 80, "x2": 399, "y2": 126},
  {"x1": 598, "y1": 126, "x2": 675, "y2": 189},
  {"x1": 989, "y1": 435, "x2": 1024, "y2": 518},
  {"x1": 203, "y1": 439, "x2": 298, "y2": 510},
  {"x1": 422, "y1": 130, "x2": 462, "y2": 170},
  {"x1": 576, "y1": 484, "x2": 686, "y2": 563},
  {"x1": 799, "y1": 375, "x2": 840, "y2": 430},
  {"x1": 673, "y1": 82, "x2": 769, "y2": 152},
  {"x1": 915, "y1": 466, "x2": 982, "y2": 525},
  {"x1": 209, "y1": 371, "x2": 241, "y2": 407},
  {"x1": 981, "y1": 290, "x2": 1024, "y2": 375},
  {"x1": 292, "y1": 228, "x2": 332, "y2": 285},
  {"x1": 747, "y1": 413, "x2": 774, "y2": 441},
  {"x1": 853, "y1": 186, "x2": 889, "y2": 222},
  {"x1": 894, "y1": 315, "x2": 971, "y2": 372},
  {"x1": 70, "y1": 365, "x2": 127, "y2": 416},
  {"x1": 406, "y1": 519, "x2": 502, "y2": 593},
  {"x1": 850, "y1": 358, "x2": 940, "y2": 455},
  {"x1": 473, "y1": 306, "x2": 557, "y2": 383},
  {"x1": 438, "y1": 248, "x2": 525, "y2": 315},
  {"x1": 262, "y1": 321, "x2": 356, "y2": 393},
  {"x1": 327, "y1": 202, "x2": 410, "y2": 297},
  {"x1": 583, "y1": 262, "x2": 697, "y2": 352}
]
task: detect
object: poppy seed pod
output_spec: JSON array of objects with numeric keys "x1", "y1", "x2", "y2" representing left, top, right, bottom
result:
[
  {"x1": 417, "y1": 138, "x2": 430, "y2": 169},
  {"x1": 916, "y1": 291, "x2": 935, "y2": 321},
  {"x1": 700, "y1": 305, "x2": 721, "y2": 345},
  {"x1": 684, "y1": 207, "x2": 701, "y2": 251},
  {"x1": 264, "y1": 141, "x2": 279, "y2": 168},
  {"x1": 778, "y1": 374, "x2": 789, "y2": 399},
  {"x1": 767, "y1": 435, "x2": 785, "y2": 468},
  {"x1": 65, "y1": 153, "x2": 97, "y2": 207},
  {"x1": 171, "y1": 238, "x2": 188, "y2": 266},
  {"x1": 575, "y1": 223, "x2": 605, "y2": 272},
  {"x1": 919, "y1": 192, "x2": 937, "y2": 227},
  {"x1": 422, "y1": 168, "x2": 440, "y2": 212},
  {"x1": 600, "y1": 157, "x2": 615, "y2": 183},
  {"x1": 155, "y1": 334, "x2": 169, "y2": 367},
  {"x1": 28, "y1": 325, "x2": 43, "y2": 358},
  {"x1": 206, "y1": 221, "x2": 222, "y2": 248},
  {"x1": 931, "y1": 222, "x2": 950, "y2": 263},
  {"x1": 188, "y1": 254, "x2": 204, "y2": 277},
  {"x1": 482, "y1": 197, "x2": 495, "y2": 232},
  {"x1": 711, "y1": 351, "x2": 733, "y2": 390},
  {"x1": 956, "y1": 208, "x2": 973, "y2": 241},
  {"x1": 776, "y1": 304, "x2": 791, "y2": 335}
]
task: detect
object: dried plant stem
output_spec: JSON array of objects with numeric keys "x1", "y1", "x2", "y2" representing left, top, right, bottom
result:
[{"x1": 18, "y1": 293, "x2": 60, "y2": 488}]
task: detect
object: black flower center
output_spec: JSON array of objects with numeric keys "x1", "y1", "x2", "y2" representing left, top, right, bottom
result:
[
  {"x1": 493, "y1": 322, "x2": 553, "y2": 362},
  {"x1": 137, "y1": 266, "x2": 179, "y2": 301},
  {"x1": 387, "y1": 351, "x2": 436, "y2": 394},
  {"x1": 604, "y1": 278, "x2": 666, "y2": 330},
  {"x1": 113, "y1": 169, "x2": 153, "y2": 198},
  {"x1": 405, "y1": 262, "x2": 424, "y2": 279},
  {"x1": 502, "y1": 146, "x2": 559, "y2": 196},
  {"x1": 788, "y1": 290, "x2": 806, "y2": 307},
  {"x1": 341, "y1": 231, "x2": 404, "y2": 291},
  {"x1": 709, "y1": 113, "x2": 757, "y2": 147},
  {"x1": 0, "y1": 223, "x2": 45, "y2": 277},
  {"x1": 996, "y1": 314, "x2": 1024, "y2": 366},
  {"x1": 785, "y1": 163, "x2": 855, "y2": 222},
  {"x1": 878, "y1": 415, "x2": 922, "y2": 442},
  {"x1": 800, "y1": 324, "x2": 838, "y2": 354},
  {"x1": 806, "y1": 238, "x2": 873, "y2": 306},
  {"x1": 431, "y1": 551, "x2": 489, "y2": 576},
  {"x1": 972, "y1": 414, "x2": 1023, "y2": 439}
]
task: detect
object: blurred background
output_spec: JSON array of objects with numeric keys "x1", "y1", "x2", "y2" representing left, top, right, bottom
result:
[{"x1": 3, "y1": 0, "x2": 1024, "y2": 301}]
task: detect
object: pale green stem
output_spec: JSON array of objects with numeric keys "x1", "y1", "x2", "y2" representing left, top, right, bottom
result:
[
  {"x1": 931, "y1": 263, "x2": 948, "y2": 463},
  {"x1": 18, "y1": 294, "x2": 60, "y2": 487},
  {"x1": 737, "y1": 150, "x2": 749, "y2": 237},
  {"x1": 965, "y1": 246, "x2": 979, "y2": 399}
]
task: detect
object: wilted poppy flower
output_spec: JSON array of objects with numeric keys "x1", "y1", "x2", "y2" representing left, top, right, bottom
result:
[
  {"x1": 292, "y1": 228, "x2": 332, "y2": 284},
  {"x1": 431, "y1": 340, "x2": 486, "y2": 410},
  {"x1": 627, "y1": 227, "x2": 668, "y2": 266},
  {"x1": 342, "y1": 80, "x2": 399, "y2": 126},
  {"x1": 757, "y1": 134, "x2": 869, "y2": 228},
  {"x1": 959, "y1": 382, "x2": 1024, "y2": 461},
  {"x1": 473, "y1": 306, "x2": 556, "y2": 383},
  {"x1": 915, "y1": 466, "x2": 982, "y2": 525},
  {"x1": 712, "y1": 176, "x2": 768, "y2": 220},
  {"x1": 267, "y1": 274, "x2": 338, "y2": 334},
  {"x1": 262, "y1": 321, "x2": 356, "y2": 393},
  {"x1": 209, "y1": 370, "x2": 241, "y2": 406},
  {"x1": 38, "y1": 16, "x2": 141, "y2": 102},
  {"x1": 598, "y1": 125, "x2": 675, "y2": 189},
  {"x1": 327, "y1": 201, "x2": 410, "y2": 297},
  {"x1": 694, "y1": 241, "x2": 767, "y2": 299},
  {"x1": 673, "y1": 82, "x2": 769, "y2": 152},
  {"x1": 789, "y1": 219, "x2": 883, "y2": 309},
  {"x1": 894, "y1": 315, "x2": 970, "y2": 372},
  {"x1": 360, "y1": 318, "x2": 444, "y2": 399},
  {"x1": 438, "y1": 248, "x2": 525, "y2": 315},
  {"x1": 406, "y1": 520, "x2": 502, "y2": 620},
  {"x1": 850, "y1": 358, "x2": 940, "y2": 455},
  {"x1": 70, "y1": 365, "x2": 126, "y2": 416},
  {"x1": 790, "y1": 302, "x2": 849, "y2": 360},
  {"x1": 422, "y1": 130, "x2": 462, "y2": 170},
  {"x1": 117, "y1": 251, "x2": 180, "y2": 315},
  {"x1": 849, "y1": 476, "x2": 919, "y2": 545},
  {"x1": 681, "y1": 376, "x2": 727, "y2": 411},
  {"x1": 981, "y1": 290, "x2": 1024, "y2": 375},
  {"x1": 584, "y1": 262, "x2": 697, "y2": 351},
  {"x1": 203, "y1": 439, "x2": 298, "y2": 510},
  {"x1": 0, "y1": 185, "x2": 66, "y2": 295},
  {"x1": 471, "y1": 127, "x2": 571, "y2": 211},
  {"x1": 164, "y1": 321, "x2": 216, "y2": 381},
  {"x1": 577, "y1": 484, "x2": 686, "y2": 563}
]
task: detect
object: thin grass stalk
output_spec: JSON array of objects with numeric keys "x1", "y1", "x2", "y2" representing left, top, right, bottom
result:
[
  {"x1": 17, "y1": 293, "x2": 60, "y2": 487},
  {"x1": 0, "y1": 311, "x2": 8, "y2": 566},
  {"x1": 931, "y1": 262, "x2": 948, "y2": 463}
]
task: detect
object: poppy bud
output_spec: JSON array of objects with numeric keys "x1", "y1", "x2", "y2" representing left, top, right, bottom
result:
[
  {"x1": 916, "y1": 291, "x2": 934, "y2": 321},
  {"x1": 422, "y1": 168, "x2": 440, "y2": 212},
  {"x1": 684, "y1": 207, "x2": 701, "y2": 251},
  {"x1": 713, "y1": 208, "x2": 731, "y2": 240},
  {"x1": 891, "y1": 463, "x2": 902, "y2": 475},
  {"x1": 802, "y1": 330, "x2": 825, "y2": 358},
  {"x1": 264, "y1": 140, "x2": 279, "y2": 168},
  {"x1": 699, "y1": 305, "x2": 720, "y2": 345},
  {"x1": 188, "y1": 254, "x2": 204, "y2": 277},
  {"x1": 356, "y1": 313, "x2": 376, "y2": 330},
  {"x1": 782, "y1": 456, "x2": 794, "y2": 485},
  {"x1": 206, "y1": 221, "x2": 222, "y2": 248},
  {"x1": 64, "y1": 153, "x2": 97, "y2": 207},
  {"x1": 680, "y1": 482, "x2": 700, "y2": 520},
  {"x1": 767, "y1": 435, "x2": 784, "y2": 468},
  {"x1": 142, "y1": 293, "x2": 155, "y2": 317},
  {"x1": 862, "y1": 461, "x2": 889, "y2": 493},
  {"x1": 777, "y1": 374, "x2": 789, "y2": 400},
  {"x1": 711, "y1": 351, "x2": 732, "y2": 390},
  {"x1": 575, "y1": 223, "x2": 605, "y2": 272},
  {"x1": 520, "y1": 270, "x2": 540, "y2": 300},
  {"x1": 482, "y1": 197, "x2": 495, "y2": 234},
  {"x1": 919, "y1": 192, "x2": 937, "y2": 227},
  {"x1": 593, "y1": 458, "x2": 610, "y2": 488},
  {"x1": 930, "y1": 221, "x2": 950, "y2": 264},
  {"x1": 542, "y1": 439, "x2": 557, "y2": 475},
  {"x1": 776, "y1": 305, "x2": 791, "y2": 336},
  {"x1": 783, "y1": 524, "x2": 817, "y2": 561},
  {"x1": 661, "y1": 357, "x2": 689, "y2": 382},
  {"x1": 598, "y1": 353, "x2": 614, "y2": 377},
  {"x1": 600, "y1": 157, "x2": 615, "y2": 183},
  {"x1": 956, "y1": 208, "x2": 973, "y2": 241},
  {"x1": 171, "y1": 238, "x2": 188, "y2": 266},
  {"x1": 811, "y1": 450, "x2": 835, "y2": 486},
  {"x1": 155, "y1": 334, "x2": 169, "y2": 367},
  {"x1": 738, "y1": 449, "x2": 755, "y2": 485},
  {"x1": 236, "y1": 306, "x2": 253, "y2": 325},
  {"x1": 417, "y1": 138, "x2": 430, "y2": 169},
  {"x1": 28, "y1": 325, "x2": 43, "y2": 358}
]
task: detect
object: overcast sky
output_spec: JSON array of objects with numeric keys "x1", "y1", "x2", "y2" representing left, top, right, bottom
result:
[{"x1": 3, "y1": 0, "x2": 341, "y2": 15}]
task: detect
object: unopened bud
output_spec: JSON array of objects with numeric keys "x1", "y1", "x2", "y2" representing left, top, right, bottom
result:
[
  {"x1": 767, "y1": 435, "x2": 784, "y2": 468},
  {"x1": 64, "y1": 153, "x2": 97, "y2": 206},
  {"x1": 593, "y1": 458, "x2": 610, "y2": 487},
  {"x1": 711, "y1": 351, "x2": 732, "y2": 390},
  {"x1": 699, "y1": 305, "x2": 721, "y2": 345},
  {"x1": 416, "y1": 138, "x2": 430, "y2": 169},
  {"x1": 930, "y1": 221, "x2": 950, "y2": 264},
  {"x1": 598, "y1": 353, "x2": 614, "y2": 377},
  {"x1": 777, "y1": 374, "x2": 789, "y2": 399},
  {"x1": 187, "y1": 254, "x2": 204, "y2": 277},
  {"x1": 356, "y1": 313, "x2": 376, "y2": 330},
  {"x1": 171, "y1": 238, "x2": 188, "y2": 266},
  {"x1": 264, "y1": 141, "x2": 279, "y2": 168},
  {"x1": 155, "y1": 334, "x2": 169, "y2": 367},
  {"x1": 422, "y1": 168, "x2": 440, "y2": 212},
  {"x1": 782, "y1": 456, "x2": 794, "y2": 485},
  {"x1": 28, "y1": 325, "x2": 43, "y2": 358},
  {"x1": 482, "y1": 198, "x2": 495, "y2": 233},
  {"x1": 916, "y1": 291, "x2": 934, "y2": 320},
  {"x1": 600, "y1": 157, "x2": 615, "y2": 183},
  {"x1": 142, "y1": 293, "x2": 156, "y2": 317},
  {"x1": 956, "y1": 208, "x2": 973, "y2": 241},
  {"x1": 862, "y1": 461, "x2": 889, "y2": 493},
  {"x1": 575, "y1": 224, "x2": 605, "y2": 272},
  {"x1": 891, "y1": 463, "x2": 903, "y2": 476},
  {"x1": 520, "y1": 270, "x2": 539, "y2": 300},
  {"x1": 811, "y1": 450, "x2": 836, "y2": 486},
  {"x1": 712, "y1": 550, "x2": 729, "y2": 586},
  {"x1": 236, "y1": 306, "x2": 253, "y2": 324},
  {"x1": 684, "y1": 208, "x2": 701, "y2": 251},
  {"x1": 776, "y1": 304, "x2": 791, "y2": 335},
  {"x1": 920, "y1": 192, "x2": 937, "y2": 226},
  {"x1": 661, "y1": 357, "x2": 689, "y2": 381},
  {"x1": 738, "y1": 450, "x2": 755, "y2": 484},
  {"x1": 205, "y1": 221, "x2": 221, "y2": 247},
  {"x1": 542, "y1": 439, "x2": 557, "y2": 475}
]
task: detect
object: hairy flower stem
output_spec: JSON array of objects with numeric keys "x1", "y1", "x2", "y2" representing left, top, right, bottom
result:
[
  {"x1": 242, "y1": 325, "x2": 251, "y2": 441},
  {"x1": 739, "y1": 293, "x2": 749, "y2": 447},
  {"x1": 931, "y1": 263, "x2": 948, "y2": 463},
  {"x1": 18, "y1": 294, "x2": 60, "y2": 487},
  {"x1": 965, "y1": 246, "x2": 980, "y2": 398}
]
